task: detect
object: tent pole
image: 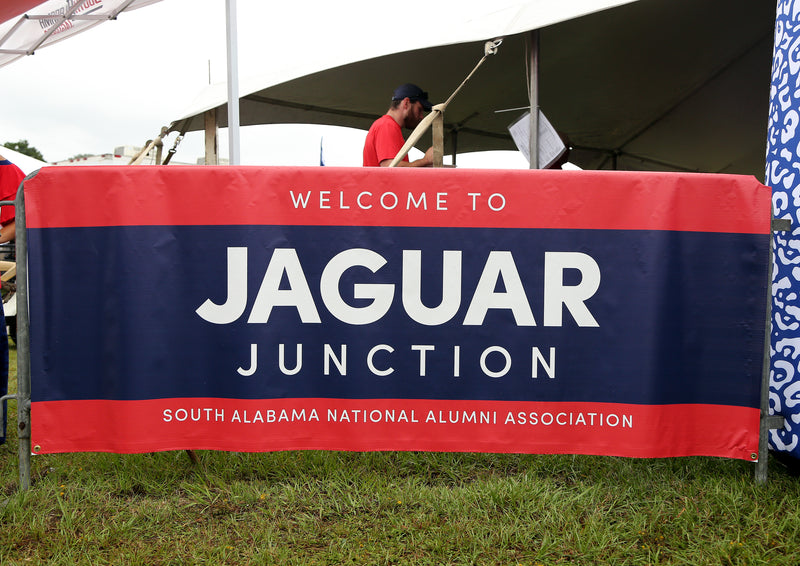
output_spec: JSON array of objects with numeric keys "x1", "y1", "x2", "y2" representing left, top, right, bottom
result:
[
  {"x1": 528, "y1": 30, "x2": 540, "y2": 169},
  {"x1": 226, "y1": 0, "x2": 241, "y2": 165}
]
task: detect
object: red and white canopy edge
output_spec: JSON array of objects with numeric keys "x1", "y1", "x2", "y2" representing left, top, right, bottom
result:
[
  {"x1": 0, "y1": 0, "x2": 245, "y2": 164},
  {"x1": 0, "y1": 0, "x2": 161, "y2": 67}
]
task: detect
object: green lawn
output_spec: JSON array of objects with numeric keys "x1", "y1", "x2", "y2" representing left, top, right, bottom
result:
[{"x1": 2, "y1": 345, "x2": 799, "y2": 565}]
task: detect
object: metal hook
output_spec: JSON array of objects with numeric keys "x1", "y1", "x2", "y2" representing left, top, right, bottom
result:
[{"x1": 485, "y1": 38, "x2": 503, "y2": 56}]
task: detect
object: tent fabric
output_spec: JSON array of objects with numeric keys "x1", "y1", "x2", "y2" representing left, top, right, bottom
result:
[
  {"x1": 169, "y1": 0, "x2": 774, "y2": 179},
  {"x1": 170, "y1": 0, "x2": 638, "y2": 132},
  {"x1": 0, "y1": 0, "x2": 161, "y2": 68}
]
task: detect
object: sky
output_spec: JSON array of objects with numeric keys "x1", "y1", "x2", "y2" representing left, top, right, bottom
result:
[{"x1": 0, "y1": 0, "x2": 530, "y2": 169}]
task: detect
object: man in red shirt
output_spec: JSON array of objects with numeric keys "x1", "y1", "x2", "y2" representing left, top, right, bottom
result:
[
  {"x1": 0, "y1": 154, "x2": 23, "y2": 445},
  {"x1": 363, "y1": 83, "x2": 435, "y2": 167}
]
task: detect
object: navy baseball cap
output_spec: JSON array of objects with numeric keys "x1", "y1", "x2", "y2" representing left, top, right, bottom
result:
[{"x1": 392, "y1": 83, "x2": 432, "y2": 111}]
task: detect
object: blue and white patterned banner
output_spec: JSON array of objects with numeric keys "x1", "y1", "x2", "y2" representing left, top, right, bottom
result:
[{"x1": 768, "y1": 1, "x2": 800, "y2": 457}]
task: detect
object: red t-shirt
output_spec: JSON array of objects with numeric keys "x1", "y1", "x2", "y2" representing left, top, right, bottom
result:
[
  {"x1": 362, "y1": 114, "x2": 409, "y2": 167},
  {"x1": 0, "y1": 160, "x2": 23, "y2": 226}
]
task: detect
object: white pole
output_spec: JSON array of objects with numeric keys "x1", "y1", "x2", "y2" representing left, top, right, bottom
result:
[{"x1": 225, "y1": 0, "x2": 241, "y2": 165}]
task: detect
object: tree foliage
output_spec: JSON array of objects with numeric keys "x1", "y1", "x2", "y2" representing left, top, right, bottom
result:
[{"x1": 3, "y1": 139, "x2": 45, "y2": 162}]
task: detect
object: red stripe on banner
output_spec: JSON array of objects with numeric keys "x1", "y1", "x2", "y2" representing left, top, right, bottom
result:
[
  {"x1": 31, "y1": 398, "x2": 759, "y2": 461},
  {"x1": 23, "y1": 166, "x2": 770, "y2": 233}
]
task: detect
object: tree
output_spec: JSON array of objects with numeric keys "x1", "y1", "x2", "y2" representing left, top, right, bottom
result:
[{"x1": 3, "y1": 140, "x2": 45, "y2": 162}]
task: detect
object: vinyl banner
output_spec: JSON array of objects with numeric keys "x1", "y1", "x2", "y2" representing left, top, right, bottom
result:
[{"x1": 24, "y1": 166, "x2": 770, "y2": 460}]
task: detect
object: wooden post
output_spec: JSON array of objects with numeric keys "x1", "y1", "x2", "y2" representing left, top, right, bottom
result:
[
  {"x1": 155, "y1": 138, "x2": 163, "y2": 165},
  {"x1": 204, "y1": 108, "x2": 219, "y2": 166},
  {"x1": 451, "y1": 130, "x2": 458, "y2": 168},
  {"x1": 432, "y1": 112, "x2": 444, "y2": 168}
]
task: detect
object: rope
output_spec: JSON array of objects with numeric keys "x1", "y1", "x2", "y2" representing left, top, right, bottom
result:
[{"x1": 441, "y1": 39, "x2": 503, "y2": 109}]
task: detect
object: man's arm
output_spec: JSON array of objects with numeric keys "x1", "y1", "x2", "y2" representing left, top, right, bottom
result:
[{"x1": 0, "y1": 221, "x2": 15, "y2": 244}]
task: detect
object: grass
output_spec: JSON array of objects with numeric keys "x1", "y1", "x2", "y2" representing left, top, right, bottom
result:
[{"x1": 2, "y1": 345, "x2": 800, "y2": 565}]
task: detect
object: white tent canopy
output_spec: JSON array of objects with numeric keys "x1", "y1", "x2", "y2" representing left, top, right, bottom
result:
[
  {"x1": 169, "y1": 0, "x2": 638, "y2": 160},
  {"x1": 172, "y1": 0, "x2": 638, "y2": 127},
  {"x1": 169, "y1": 0, "x2": 773, "y2": 178},
  {"x1": 0, "y1": 0, "x2": 161, "y2": 68}
]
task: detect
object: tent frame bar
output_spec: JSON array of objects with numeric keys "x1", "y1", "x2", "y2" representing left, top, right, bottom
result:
[{"x1": 6, "y1": 178, "x2": 31, "y2": 491}]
